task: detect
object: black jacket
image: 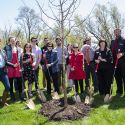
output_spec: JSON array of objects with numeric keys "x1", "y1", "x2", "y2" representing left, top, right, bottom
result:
[
  {"x1": 94, "y1": 48, "x2": 113, "y2": 70},
  {"x1": 110, "y1": 36, "x2": 125, "y2": 59}
]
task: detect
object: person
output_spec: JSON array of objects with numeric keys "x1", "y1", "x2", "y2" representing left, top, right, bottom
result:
[
  {"x1": 0, "y1": 38, "x2": 17, "y2": 106},
  {"x1": 54, "y1": 37, "x2": 68, "y2": 93},
  {"x1": 21, "y1": 43, "x2": 36, "y2": 97},
  {"x1": 4, "y1": 37, "x2": 23, "y2": 101},
  {"x1": 81, "y1": 37, "x2": 98, "y2": 93},
  {"x1": 69, "y1": 43, "x2": 86, "y2": 96},
  {"x1": 66, "y1": 43, "x2": 73, "y2": 89},
  {"x1": 43, "y1": 42, "x2": 59, "y2": 96},
  {"x1": 110, "y1": 28, "x2": 125, "y2": 96},
  {"x1": 41, "y1": 37, "x2": 48, "y2": 89},
  {"x1": 31, "y1": 37, "x2": 42, "y2": 91},
  {"x1": 94, "y1": 39, "x2": 113, "y2": 99},
  {"x1": 14, "y1": 40, "x2": 23, "y2": 93}
]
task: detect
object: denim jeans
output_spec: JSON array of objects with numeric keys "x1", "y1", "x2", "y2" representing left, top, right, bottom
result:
[{"x1": 0, "y1": 69, "x2": 10, "y2": 92}]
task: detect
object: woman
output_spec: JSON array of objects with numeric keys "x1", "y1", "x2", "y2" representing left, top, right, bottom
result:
[
  {"x1": 4, "y1": 37, "x2": 23, "y2": 101},
  {"x1": 94, "y1": 39, "x2": 113, "y2": 102},
  {"x1": 22, "y1": 43, "x2": 36, "y2": 97},
  {"x1": 66, "y1": 43, "x2": 73, "y2": 88},
  {"x1": 69, "y1": 43, "x2": 86, "y2": 96},
  {"x1": 43, "y1": 42, "x2": 59, "y2": 97},
  {"x1": 0, "y1": 38, "x2": 17, "y2": 106}
]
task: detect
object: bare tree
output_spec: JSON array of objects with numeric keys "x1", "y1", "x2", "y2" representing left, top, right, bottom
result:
[
  {"x1": 1, "y1": 25, "x2": 12, "y2": 44},
  {"x1": 35, "y1": 0, "x2": 81, "y2": 107},
  {"x1": 16, "y1": 6, "x2": 42, "y2": 42},
  {"x1": 73, "y1": 3, "x2": 125, "y2": 46},
  {"x1": 85, "y1": 3, "x2": 125, "y2": 44}
]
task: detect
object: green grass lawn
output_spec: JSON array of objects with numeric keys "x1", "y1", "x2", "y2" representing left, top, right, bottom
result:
[{"x1": 0, "y1": 70, "x2": 125, "y2": 125}]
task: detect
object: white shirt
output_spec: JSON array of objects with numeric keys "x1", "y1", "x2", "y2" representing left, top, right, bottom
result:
[
  {"x1": 0, "y1": 51, "x2": 5, "y2": 68},
  {"x1": 54, "y1": 46, "x2": 68, "y2": 64},
  {"x1": 32, "y1": 45, "x2": 42, "y2": 64}
]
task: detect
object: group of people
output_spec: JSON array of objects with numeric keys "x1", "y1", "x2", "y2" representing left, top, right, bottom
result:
[{"x1": 0, "y1": 28, "x2": 125, "y2": 107}]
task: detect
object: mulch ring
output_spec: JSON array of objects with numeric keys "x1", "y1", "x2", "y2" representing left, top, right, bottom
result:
[{"x1": 39, "y1": 98, "x2": 91, "y2": 121}]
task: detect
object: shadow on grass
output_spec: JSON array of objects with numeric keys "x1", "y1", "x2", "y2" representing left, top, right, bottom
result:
[
  {"x1": 91, "y1": 93, "x2": 125, "y2": 110},
  {"x1": 108, "y1": 95, "x2": 125, "y2": 110},
  {"x1": 91, "y1": 93, "x2": 104, "y2": 108}
]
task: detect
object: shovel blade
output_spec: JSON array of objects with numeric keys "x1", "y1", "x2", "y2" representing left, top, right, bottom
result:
[
  {"x1": 26, "y1": 99, "x2": 35, "y2": 110},
  {"x1": 72, "y1": 95, "x2": 81, "y2": 103},
  {"x1": 52, "y1": 92, "x2": 60, "y2": 100},
  {"x1": 37, "y1": 90, "x2": 46, "y2": 103},
  {"x1": 85, "y1": 96, "x2": 90, "y2": 105},
  {"x1": 104, "y1": 94, "x2": 110, "y2": 103}
]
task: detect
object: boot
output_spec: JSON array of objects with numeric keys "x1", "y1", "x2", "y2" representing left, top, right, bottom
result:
[
  {"x1": 10, "y1": 92, "x2": 16, "y2": 101},
  {"x1": 19, "y1": 92, "x2": 25, "y2": 101},
  {"x1": 2, "y1": 91, "x2": 9, "y2": 106}
]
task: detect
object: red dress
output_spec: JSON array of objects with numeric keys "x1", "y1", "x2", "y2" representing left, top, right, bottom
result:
[
  {"x1": 8, "y1": 48, "x2": 20, "y2": 78},
  {"x1": 69, "y1": 52, "x2": 86, "y2": 80}
]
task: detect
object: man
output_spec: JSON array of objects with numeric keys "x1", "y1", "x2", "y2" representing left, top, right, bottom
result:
[
  {"x1": 54, "y1": 37, "x2": 68, "y2": 93},
  {"x1": 41, "y1": 37, "x2": 48, "y2": 89},
  {"x1": 81, "y1": 37, "x2": 98, "y2": 93},
  {"x1": 31, "y1": 37, "x2": 42, "y2": 91},
  {"x1": 110, "y1": 28, "x2": 125, "y2": 96},
  {"x1": 0, "y1": 38, "x2": 17, "y2": 106}
]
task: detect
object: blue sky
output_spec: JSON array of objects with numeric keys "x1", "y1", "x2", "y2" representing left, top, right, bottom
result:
[{"x1": 0, "y1": 0, "x2": 125, "y2": 30}]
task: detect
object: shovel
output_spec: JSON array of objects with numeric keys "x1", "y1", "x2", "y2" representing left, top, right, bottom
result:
[
  {"x1": 84, "y1": 74, "x2": 94, "y2": 105},
  {"x1": 72, "y1": 84, "x2": 81, "y2": 103},
  {"x1": 52, "y1": 92, "x2": 60, "y2": 100},
  {"x1": 33, "y1": 69, "x2": 46, "y2": 103},
  {"x1": 20, "y1": 69, "x2": 35, "y2": 110},
  {"x1": 108, "y1": 49, "x2": 120, "y2": 101},
  {"x1": 84, "y1": 87, "x2": 94, "y2": 105}
]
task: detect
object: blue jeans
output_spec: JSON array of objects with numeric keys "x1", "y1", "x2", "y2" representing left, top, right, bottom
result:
[{"x1": 0, "y1": 69, "x2": 10, "y2": 92}]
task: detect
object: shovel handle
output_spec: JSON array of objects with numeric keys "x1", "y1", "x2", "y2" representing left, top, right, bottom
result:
[
  {"x1": 115, "y1": 49, "x2": 120, "y2": 68},
  {"x1": 95, "y1": 63, "x2": 99, "y2": 72}
]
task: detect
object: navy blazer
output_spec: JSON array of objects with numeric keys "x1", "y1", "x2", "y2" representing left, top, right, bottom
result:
[{"x1": 43, "y1": 49, "x2": 59, "y2": 73}]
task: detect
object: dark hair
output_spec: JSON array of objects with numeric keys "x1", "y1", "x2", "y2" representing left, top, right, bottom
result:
[
  {"x1": 16, "y1": 40, "x2": 21, "y2": 46},
  {"x1": 46, "y1": 42, "x2": 54, "y2": 48},
  {"x1": 8, "y1": 36, "x2": 15, "y2": 42},
  {"x1": 83, "y1": 37, "x2": 91, "y2": 44},
  {"x1": 55, "y1": 37, "x2": 61, "y2": 42},
  {"x1": 31, "y1": 37, "x2": 37, "y2": 42},
  {"x1": 114, "y1": 28, "x2": 121, "y2": 32},
  {"x1": 44, "y1": 37, "x2": 48, "y2": 41},
  {"x1": 23, "y1": 43, "x2": 32, "y2": 53},
  {"x1": 98, "y1": 39, "x2": 107, "y2": 48}
]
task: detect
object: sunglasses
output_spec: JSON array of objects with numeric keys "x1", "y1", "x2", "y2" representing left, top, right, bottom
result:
[
  {"x1": 73, "y1": 47, "x2": 78, "y2": 48},
  {"x1": 31, "y1": 40, "x2": 37, "y2": 42}
]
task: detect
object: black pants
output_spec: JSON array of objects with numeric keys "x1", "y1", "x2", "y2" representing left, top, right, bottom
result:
[
  {"x1": 97, "y1": 66, "x2": 113, "y2": 95},
  {"x1": 45, "y1": 68, "x2": 59, "y2": 95},
  {"x1": 9, "y1": 77, "x2": 22, "y2": 95},
  {"x1": 115, "y1": 57, "x2": 125, "y2": 95},
  {"x1": 74, "y1": 79, "x2": 84, "y2": 94},
  {"x1": 84, "y1": 61, "x2": 98, "y2": 91},
  {"x1": 34, "y1": 67, "x2": 39, "y2": 90}
]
